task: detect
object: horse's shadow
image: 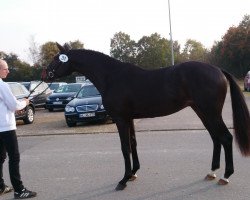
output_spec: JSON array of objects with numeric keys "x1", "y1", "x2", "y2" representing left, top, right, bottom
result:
[
  {"x1": 132, "y1": 179, "x2": 220, "y2": 200},
  {"x1": 53, "y1": 183, "x2": 117, "y2": 200},
  {"x1": 53, "y1": 178, "x2": 221, "y2": 200}
]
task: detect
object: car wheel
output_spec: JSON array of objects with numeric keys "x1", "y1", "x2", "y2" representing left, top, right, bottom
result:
[
  {"x1": 48, "y1": 108, "x2": 54, "y2": 112},
  {"x1": 23, "y1": 106, "x2": 34, "y2": 124},
  {"x1": 66, "y1": 120, "x2": 77, "y2": 127}
]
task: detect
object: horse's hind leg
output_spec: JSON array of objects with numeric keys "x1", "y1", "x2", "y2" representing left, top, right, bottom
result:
[
  {"x1": 206, "y1": 118, "x2": 234, "y2": 184},
  {"x1": 205, "y1": 137, "x2": 221, "y2": 180},
  {"x1": 129, "y1": 120, "x2": 140, "y2": 181},
  {"x1": 192, "y1": 106, "x2": 234, "y2": 184},
  {"x1": 216, "y1": 121, "x2": 234, "y2": 185}
]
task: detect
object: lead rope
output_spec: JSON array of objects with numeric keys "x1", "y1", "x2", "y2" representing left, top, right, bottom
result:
[{"x1": 27, "y1": 67, "x2": 53, "y2": 100}]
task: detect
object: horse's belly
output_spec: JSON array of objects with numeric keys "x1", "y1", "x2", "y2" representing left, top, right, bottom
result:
[{"x1": 132, "y1": 103, "x2": 188, "y2": 119}]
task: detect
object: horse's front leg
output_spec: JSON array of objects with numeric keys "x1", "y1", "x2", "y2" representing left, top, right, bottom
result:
[
  {"x1": 115, "y1": 119, "x2": 133, "y2": 190},
  {"x1": 129, "y1": 119, "x2": 140, "y2": 181}
]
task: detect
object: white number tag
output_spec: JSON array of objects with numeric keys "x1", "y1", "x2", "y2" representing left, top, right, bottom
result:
[{"x1": 59, "y1": 54, "x2": 68, "y2": 62}]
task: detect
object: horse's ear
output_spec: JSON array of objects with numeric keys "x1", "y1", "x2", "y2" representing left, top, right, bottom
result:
[
  {"x1": 63, "y1": 43, "x2": 71, "y2": 51},
  {"x1": 56, "y1": 42, "x2": 66, "y2": 53}
]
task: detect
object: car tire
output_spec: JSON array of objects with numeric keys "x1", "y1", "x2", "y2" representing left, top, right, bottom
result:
[
  {"x1": 23, "y1": 106, "x2": 34, "y2": 124},
  {"x1": 48, "y1": 108, "x2": 54, "y2": 112},
  {"x1": 66, "y1": 120, "x2": 77, "y2": 127}
]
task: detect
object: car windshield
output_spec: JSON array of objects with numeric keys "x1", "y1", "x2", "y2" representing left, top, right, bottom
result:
[
  {"x1": 55, "y1": 84, "x2": 82, "y2": 93},
  {"x1": 21, "y1": 82, "x2": 30, "y2": 90},
  {"x1": 8, "y1": 83, "x2": 29, "y2": 97},
  {"x1": 77, "y1": 85, "x2": 100, "y2": 98},
  {"x1": 49, "y1": 83, "x2": 59, "y2": 90}
]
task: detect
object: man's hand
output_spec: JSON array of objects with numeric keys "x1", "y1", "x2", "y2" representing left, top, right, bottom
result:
[{"x1": 24, "y1": 98, "x2": 29, "y2": 105}]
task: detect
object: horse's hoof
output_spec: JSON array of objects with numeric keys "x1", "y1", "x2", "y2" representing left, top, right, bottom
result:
[
  {"x1": 115, "y1": 183, "x2": 127, "y2": 191},
  {"x1": 205, "y1": 174, "x2": 216, "y2": 181},
  {"x1": 129, "y1": 174, "x2": 138, "y2": 181},
  {"x1": 218, "y1": 178, "x2": 229, "y2": 185}
]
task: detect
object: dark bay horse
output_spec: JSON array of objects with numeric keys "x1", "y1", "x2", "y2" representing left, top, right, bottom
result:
[{"x1": 43, "y1": 43, "x2": 250, "y2": 190}]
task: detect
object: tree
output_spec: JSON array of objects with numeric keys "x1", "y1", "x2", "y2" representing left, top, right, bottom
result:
[
  {"x1": 39, "y1": 42, "x2": 59, "y2": 67},
  {"x1": 110, "y1": 32, "x2": 181, "y2": 69},
  {"x1": 0, "y1": 51, "x2": 7, "y2": 59},
  {"x1": 28, "y1": 35, "x2": 40, "y2": 65},
  {"x1": 110, "y1": 32, "x2": 137, "y2": 63},
  {"x1": 136, "y1": 33, "x2": 171, "y2": 69},
  {"x1": 3, "y1": 53, "x2": 32, "y2": 81},
  {"x1": 181, "y1": 39, "x2": 208, "y2": 62},
  {"x1": 209, "y1": 15, "x2": 250, "y2": 77},
  {"x1": 69, "y1": 40, "x2": 84, "y2": 49}
]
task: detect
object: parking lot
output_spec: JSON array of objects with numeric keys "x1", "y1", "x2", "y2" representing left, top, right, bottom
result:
[{"x1": 16, "y1": 108, "x2": 118, "y2": 136}]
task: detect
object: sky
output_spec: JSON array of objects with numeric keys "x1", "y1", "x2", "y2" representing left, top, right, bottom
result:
[{"x1": 0, "y1": 0, "x2": 249, "y2": 64}]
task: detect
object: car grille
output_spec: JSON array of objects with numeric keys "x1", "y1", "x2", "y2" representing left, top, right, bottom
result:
[
  {"x1": 76, "y1": 104, "x2": 99, "y2": 112},
  {"x1": 51, "y1": 97, "x2": 66, "y2": 100}
]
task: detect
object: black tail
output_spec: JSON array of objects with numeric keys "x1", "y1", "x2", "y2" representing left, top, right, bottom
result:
[{"x1": 222, "y1": 70, "x2": 250, "y2": 156}]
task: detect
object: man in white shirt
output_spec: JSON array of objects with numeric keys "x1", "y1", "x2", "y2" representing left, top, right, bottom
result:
[{"x1": 0, "y1": 59, "x2": 37, "y2": 199}]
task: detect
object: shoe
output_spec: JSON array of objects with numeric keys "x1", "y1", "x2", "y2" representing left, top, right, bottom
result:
[
  {"x1": 14, "y1": 188, "x2": 37, "y2": 199},
  {"x1": 0, "y1": 185, "x2": 13, "y2": 195}
]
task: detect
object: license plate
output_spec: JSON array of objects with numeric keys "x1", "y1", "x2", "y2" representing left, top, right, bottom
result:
[
  {"x1": 79, "y1": 113, "x2": 95, "y2": 118},
  {"x1": 53, "y1": 102, "x2": 62, "y2": 105}
]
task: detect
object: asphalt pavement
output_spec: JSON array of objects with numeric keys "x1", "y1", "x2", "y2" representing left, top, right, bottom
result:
[{"x1": 3, "y1": 131, "x2": 250, "y2": 200}]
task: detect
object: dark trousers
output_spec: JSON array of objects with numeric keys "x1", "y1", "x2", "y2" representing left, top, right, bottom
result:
[{"x1": 0, "y1": 130, "x2": 24, "y2": 192}]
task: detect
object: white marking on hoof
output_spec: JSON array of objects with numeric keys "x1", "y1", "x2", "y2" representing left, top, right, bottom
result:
[
  {"x1": 129, "y1": 174, "x2": 138, "y2": 181},
  {"x1": 205, "y1": 171, "x2": 217, "y2": 180},
  {"x1": 218, "y1": 177, "x2": 229, "y2": 185}
]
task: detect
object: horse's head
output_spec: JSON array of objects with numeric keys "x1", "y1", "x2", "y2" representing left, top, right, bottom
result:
[{"x1": 42, "y1": 43, "x2": 72, "y2": 81}]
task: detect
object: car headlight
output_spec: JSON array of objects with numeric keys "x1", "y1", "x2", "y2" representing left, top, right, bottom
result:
[
  {"x1": 65, "y1": 106, "x2": 75, "y2": 112},
  {"x1": 66, "y1": 97, "x2": 73, "y2": 101},
  {"x1": 100, "y1": 104, "x2": 104, "y2": 109}
]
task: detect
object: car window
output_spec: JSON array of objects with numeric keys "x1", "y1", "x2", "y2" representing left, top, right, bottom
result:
[
  {"x1": 30, "y1": 82, "x2": 38, "y2": 91},
  {"x1": 22, "y1": 82, "x2": 30, "y2": 90},
  {"x1": 55, "y1": 84, "x2": 82, "y2": 93},
  {"x1": 37, "y1": 82, "x2": 45, "y2": 91},
  {"x1": 8, "y1": 83, "x2": 29, "y2": 97},
  {"x1": 49, "y1": 83, "x2": 59, "y2": 90},
  {"x1": 77, "y1": 85, "x2": 100, "y2": 98},
  {"x1": 29, "y1": 82, "x2": 49, "y2": 92}
]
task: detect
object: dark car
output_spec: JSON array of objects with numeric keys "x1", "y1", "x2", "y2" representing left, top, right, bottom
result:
[
  {"x1": 7, "y1": 82, "x2": 35, "y2": 124},
  {"x1": 64, "y1": 83, "x2": 109, "y2": 127},
  {"x1": 46, "y1": 83, "x2": 84, "y2": 112},
  {"x1": 244, "y1": 71, "x2": 250, "y2": 91},
  {"x1": 21, "y1": 81, "x2": 52, "y2": 108}
]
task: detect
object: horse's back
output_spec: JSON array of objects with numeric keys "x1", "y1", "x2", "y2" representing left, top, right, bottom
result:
[{"x1": 173, "y1": 61, "x2": 227, "y2": 95}]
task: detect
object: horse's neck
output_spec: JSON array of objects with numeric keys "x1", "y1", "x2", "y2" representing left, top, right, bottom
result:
[
  {"x1": 72, "y1": 51, "x2": 115, "y2": 95},
  {"x1": 83, "y1": 70, "x2": 107, "y2": 95}
]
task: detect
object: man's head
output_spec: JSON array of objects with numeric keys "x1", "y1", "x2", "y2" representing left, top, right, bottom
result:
[{"x1": 0, "y1": 59, "x2": 9, "y2": 79}]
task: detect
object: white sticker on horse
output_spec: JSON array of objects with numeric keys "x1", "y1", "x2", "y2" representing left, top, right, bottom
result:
[{"x1": 59, "y1": 54, "x2": 68, "y2": 63}]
